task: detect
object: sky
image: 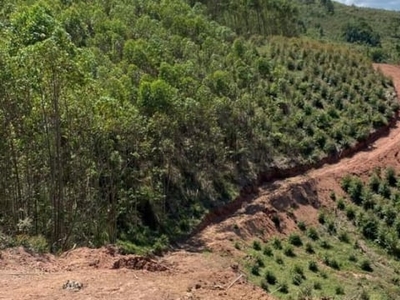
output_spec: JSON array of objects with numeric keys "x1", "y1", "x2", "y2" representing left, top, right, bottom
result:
[{"x1": 335, "y1": 0, "x2": 400, "y2": 11}]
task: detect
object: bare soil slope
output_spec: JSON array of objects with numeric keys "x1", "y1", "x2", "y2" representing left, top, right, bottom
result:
[{"x1": 1, "y1": 64, "x2": 400, "y2": 300}]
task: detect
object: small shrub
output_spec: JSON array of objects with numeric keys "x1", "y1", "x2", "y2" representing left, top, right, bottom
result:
[
  {"x1": 369, "y1": 173, "x2": 381, "y2": 193},
  {"x1": 298, "y1": 284, "x2": 313, "y2": 298},
  {"x1": 265, "y1": 270, "x2": 277, "y2": 285},
  {"x1": 307, "y1": 227, "x2": 319, "y2": 240},
  {"x1": 251, "y1": 264, "x2": 260, "y2": 276},
  {"x1": 335, "y1": 286, "x2": 345, "y2": 295},
  {"x1": 385, "y1": 167, "x2": 397, "y2": 186},
  {"x1": 292, "y1": 273, "x2": 304, "y2": 286},
  {"x1": 284, "y1": 245, "x2": 295, "y2": 257},
  {"x1": 253, "y1": 240, "x2": 262, "y2": 251},
  {"x1": 320, "y1": 240, "x2": 331, "y2": 249},
  {"x1": 272, "y1": 238, "x2": 282, "y2": 250},
  {"x1": 260, "y1": 279, "x2": 269, "y2": 292},
  {"x1": 318, "y1": 212, "x2": 326, "y2": 224},
  {"x1": 308, "y1": 260, "x2": 318, "y2": 272},
  {"x1": 337, "y1": 198, "x2": 345, "y2": 210},
  {"x1": 349, "y1": 254, "x2": 358, "y2": 262},
  {"x1": 360, "y1": 259, "x2": 373, "y2": 272},
  {"x1": 313, "y1": 281, "x2": 322, "y2": 290},
  {"x1": 279, "y1": 282, "x2": 289, "y2": 294},
  {"x1": 341, "y1": 175, "x2": 353, "y2": 192},
  {"x1": 271, "y1": 214, "x2": 281, "y2": 228},
  {"x1": 339, "y1": 232, "x2": 350, "y2": 243},
  {"x1": 360, "y1": 289, "x2": 370, "y2": 300},
  {"x1": 289, "y1": 234, "x2": 303, "y2": 247},
  {"x1": 293, "y1": 264, "x2": 305, "y2": 277},
  {"x1": 378, "y1": 182, "x2": 391, "y2": 199},
  {"x1": 263, "y1": 246, "x2": 273, "y2": 257},
  {"x1": 305, "y1": 242, "x2": 314, "y2": 254},
  {"x1": 346, "y1": 206, "x2": 356, "y2": 220},
  {"x1": 276, "y1": 255, "x2": 284, "y2": 265},
  {"x1": 256, "y1": 256, "x2": 265, "y2": 268},
  {"x1": 329, "y1": 259, "x2": 340, "y2": 270},
  {"x1": 327, "y1": 222, "x2": 336, "y2": 235},
  {"x1": 324, "y1": 256, "x2": 340, "y2": 270},
  {"x1": 320, "y1": 270, "x2": 328, "y2": 279},
  {"x1": 330, "y1": 191, "x2": 336, "y2": 201},
  {"x1": 297, "y1": 221, "x2": 307, "y2": 231},
  {"x1": 234, "y1": 242, "x2": 241, "y2": 250}
]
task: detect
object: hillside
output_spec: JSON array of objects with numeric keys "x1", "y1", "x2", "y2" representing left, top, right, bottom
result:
[
  {"x1": 298, "y1": 0, "x2": 400, "y2": 62},
  {"x1": 0, "y1": 0, "x2": 398, "y2": 253},
  {"x1": 1, "y1": 64, "x2": 400, "y2": 300}
]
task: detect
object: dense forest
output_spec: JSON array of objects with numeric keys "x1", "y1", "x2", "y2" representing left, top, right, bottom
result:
[{"x1": 0, "y1": 0, "x2": 398, "y2": 253}]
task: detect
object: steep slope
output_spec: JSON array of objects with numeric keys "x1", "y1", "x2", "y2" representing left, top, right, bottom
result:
[{"x1": 191, "y1": 64, "x2": 400, "y2": 252}]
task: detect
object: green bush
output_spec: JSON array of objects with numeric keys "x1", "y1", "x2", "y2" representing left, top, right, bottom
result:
[
  {"x1": 385, "y1": 167, "x2": 397, "y2": 186},
  {"x1": 346, "y1": 206, "x2": 356, "y2": 221},
  {"x1": 320, "y1": 240, "x2": 331, "y2": 249},
  {"x1": 297, "y1": 221, "x2": 307, "y2": 231},
  {"x1": 349, "y1": 254, "x2": 358, "y2": 262},
  {"x1": 251, "y1": 264, "x2": 260, "y2": 276},
  {"x1": 265, "y1": 270, "x2": 277, "y2": 285},
  {"x1": 272, "y1": 238, "x2": 282, "y2": 250},
  {"x1": 278, "y1": 282, "x2": 289, "y2": 294},
  {"x1": 335, "y1": 285, "x2": 345, "y2": 295},
  {"x1": 305, "y1": 242, "x2": 315, "y2": 254},
  {"x1": 339, "y1": 232, "x2": 350, "y2": 243},
  {"x1": 284, "y1": 245, "x2": 296, "y2": 257},
  {"x1": 313, "y1": 281, "x2": 322, "y2": 290},
  {"x1": 288, "y1": 233, "x2": 303, "y2": 247},
  {"x1": 260, "y1": 279, "x2": 269, "y2": 292},
  {"x1": 360, "y1": 259, "x2": 373, "y2": 272},
  {"x1": 276, "y1": 255, "x2": 284, "y2": 265},
  {"x1": 256, "y1": 256, "x2": 265, "y2": 267},
  {"x1": 292, "y1": 273, "x2": 304, "y2": 286},
  {"x1": 337, "y1": 199, "x2": 346, "y2": 210},
  {"x1": 263, "y1": 246, "x2": 273, "y2": 257},
  {"x1": 308, "y1": 260, "x2": 318, "y2": 272},
  {"x1": 307, "y1": 227, "x2": 319, "y2": 240},
  {"x1": 318, "y1": 212, "x2": 326, "y2": 224},
  {"x1": 253, "y1": 240, "x2": 262, "y2": 251}
]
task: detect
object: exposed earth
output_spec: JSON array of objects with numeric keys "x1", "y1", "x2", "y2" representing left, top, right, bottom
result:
[{"x1": 1, "y1": 64, "x2": 400, "y2": 300}]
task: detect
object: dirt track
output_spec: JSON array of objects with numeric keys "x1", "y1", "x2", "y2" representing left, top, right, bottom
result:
[{"x1": 1, "y1": 64, "x2": 400, "y2": 300}]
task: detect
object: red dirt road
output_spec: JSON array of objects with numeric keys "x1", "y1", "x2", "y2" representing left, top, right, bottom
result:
[{"x1": 1, "y1": 64, "x2": 400, "y2": 300}]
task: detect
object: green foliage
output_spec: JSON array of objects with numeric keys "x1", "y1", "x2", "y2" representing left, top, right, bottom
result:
[
  {"x1": 284, "y1": 245, "x2": 296, "y2": 257},
  {"x1": 297, "y1": 220, "x2": 307, "y2": 231},
  {"x1": 272, "y1": 238, "x2": 283, "y2": 250},
  {"x1": 308, "y1": 260, "x2": 318, "y2": 272},
  {"x1": 342, "y1": 20, "x2": 381, "y2": 47},
  {"x1": 307, "y1": 227, "x2": 319, "y2": 240},
  {"x1": 251, "y1": 263, "x2": 260, "y2": 276},
  {"x1": 289, "y1": 233, "x2": 303, "y2": 247},
  {"x1": 253, "y1": 240, "x2": 262, "y2": 251},
  {"x1": 263, "y1": 246, "x2": 273, "y2": 257},
  {"x1": 360, "y1": 259, "x2": 373, "y2": 272},
  {"x1": 265, "y1": 270, "x2": 277, "y2": 285},
  {"x1": 305, "y1": 242, "x2": 314, "y2": 254},
  {"x1": 337, "y1": 198, "x2": 345, "y2": 210},
  {"x1": 335, "y1": 285, "x2": 345, "y2": 295}
]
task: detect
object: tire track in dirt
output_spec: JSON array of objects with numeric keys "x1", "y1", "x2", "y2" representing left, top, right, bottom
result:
[{"x1": 192, "y1": 64, "x2": 400, "y2": 250}]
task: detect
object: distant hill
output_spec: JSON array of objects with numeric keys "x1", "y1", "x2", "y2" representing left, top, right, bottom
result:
[{"x1": 297, "y1": 0, "x2": 400, "y2": 62}]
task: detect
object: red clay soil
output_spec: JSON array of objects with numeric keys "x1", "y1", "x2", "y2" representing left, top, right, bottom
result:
[{"x1": 1, "y1": 64, "x2": 400, "y2": 300}]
